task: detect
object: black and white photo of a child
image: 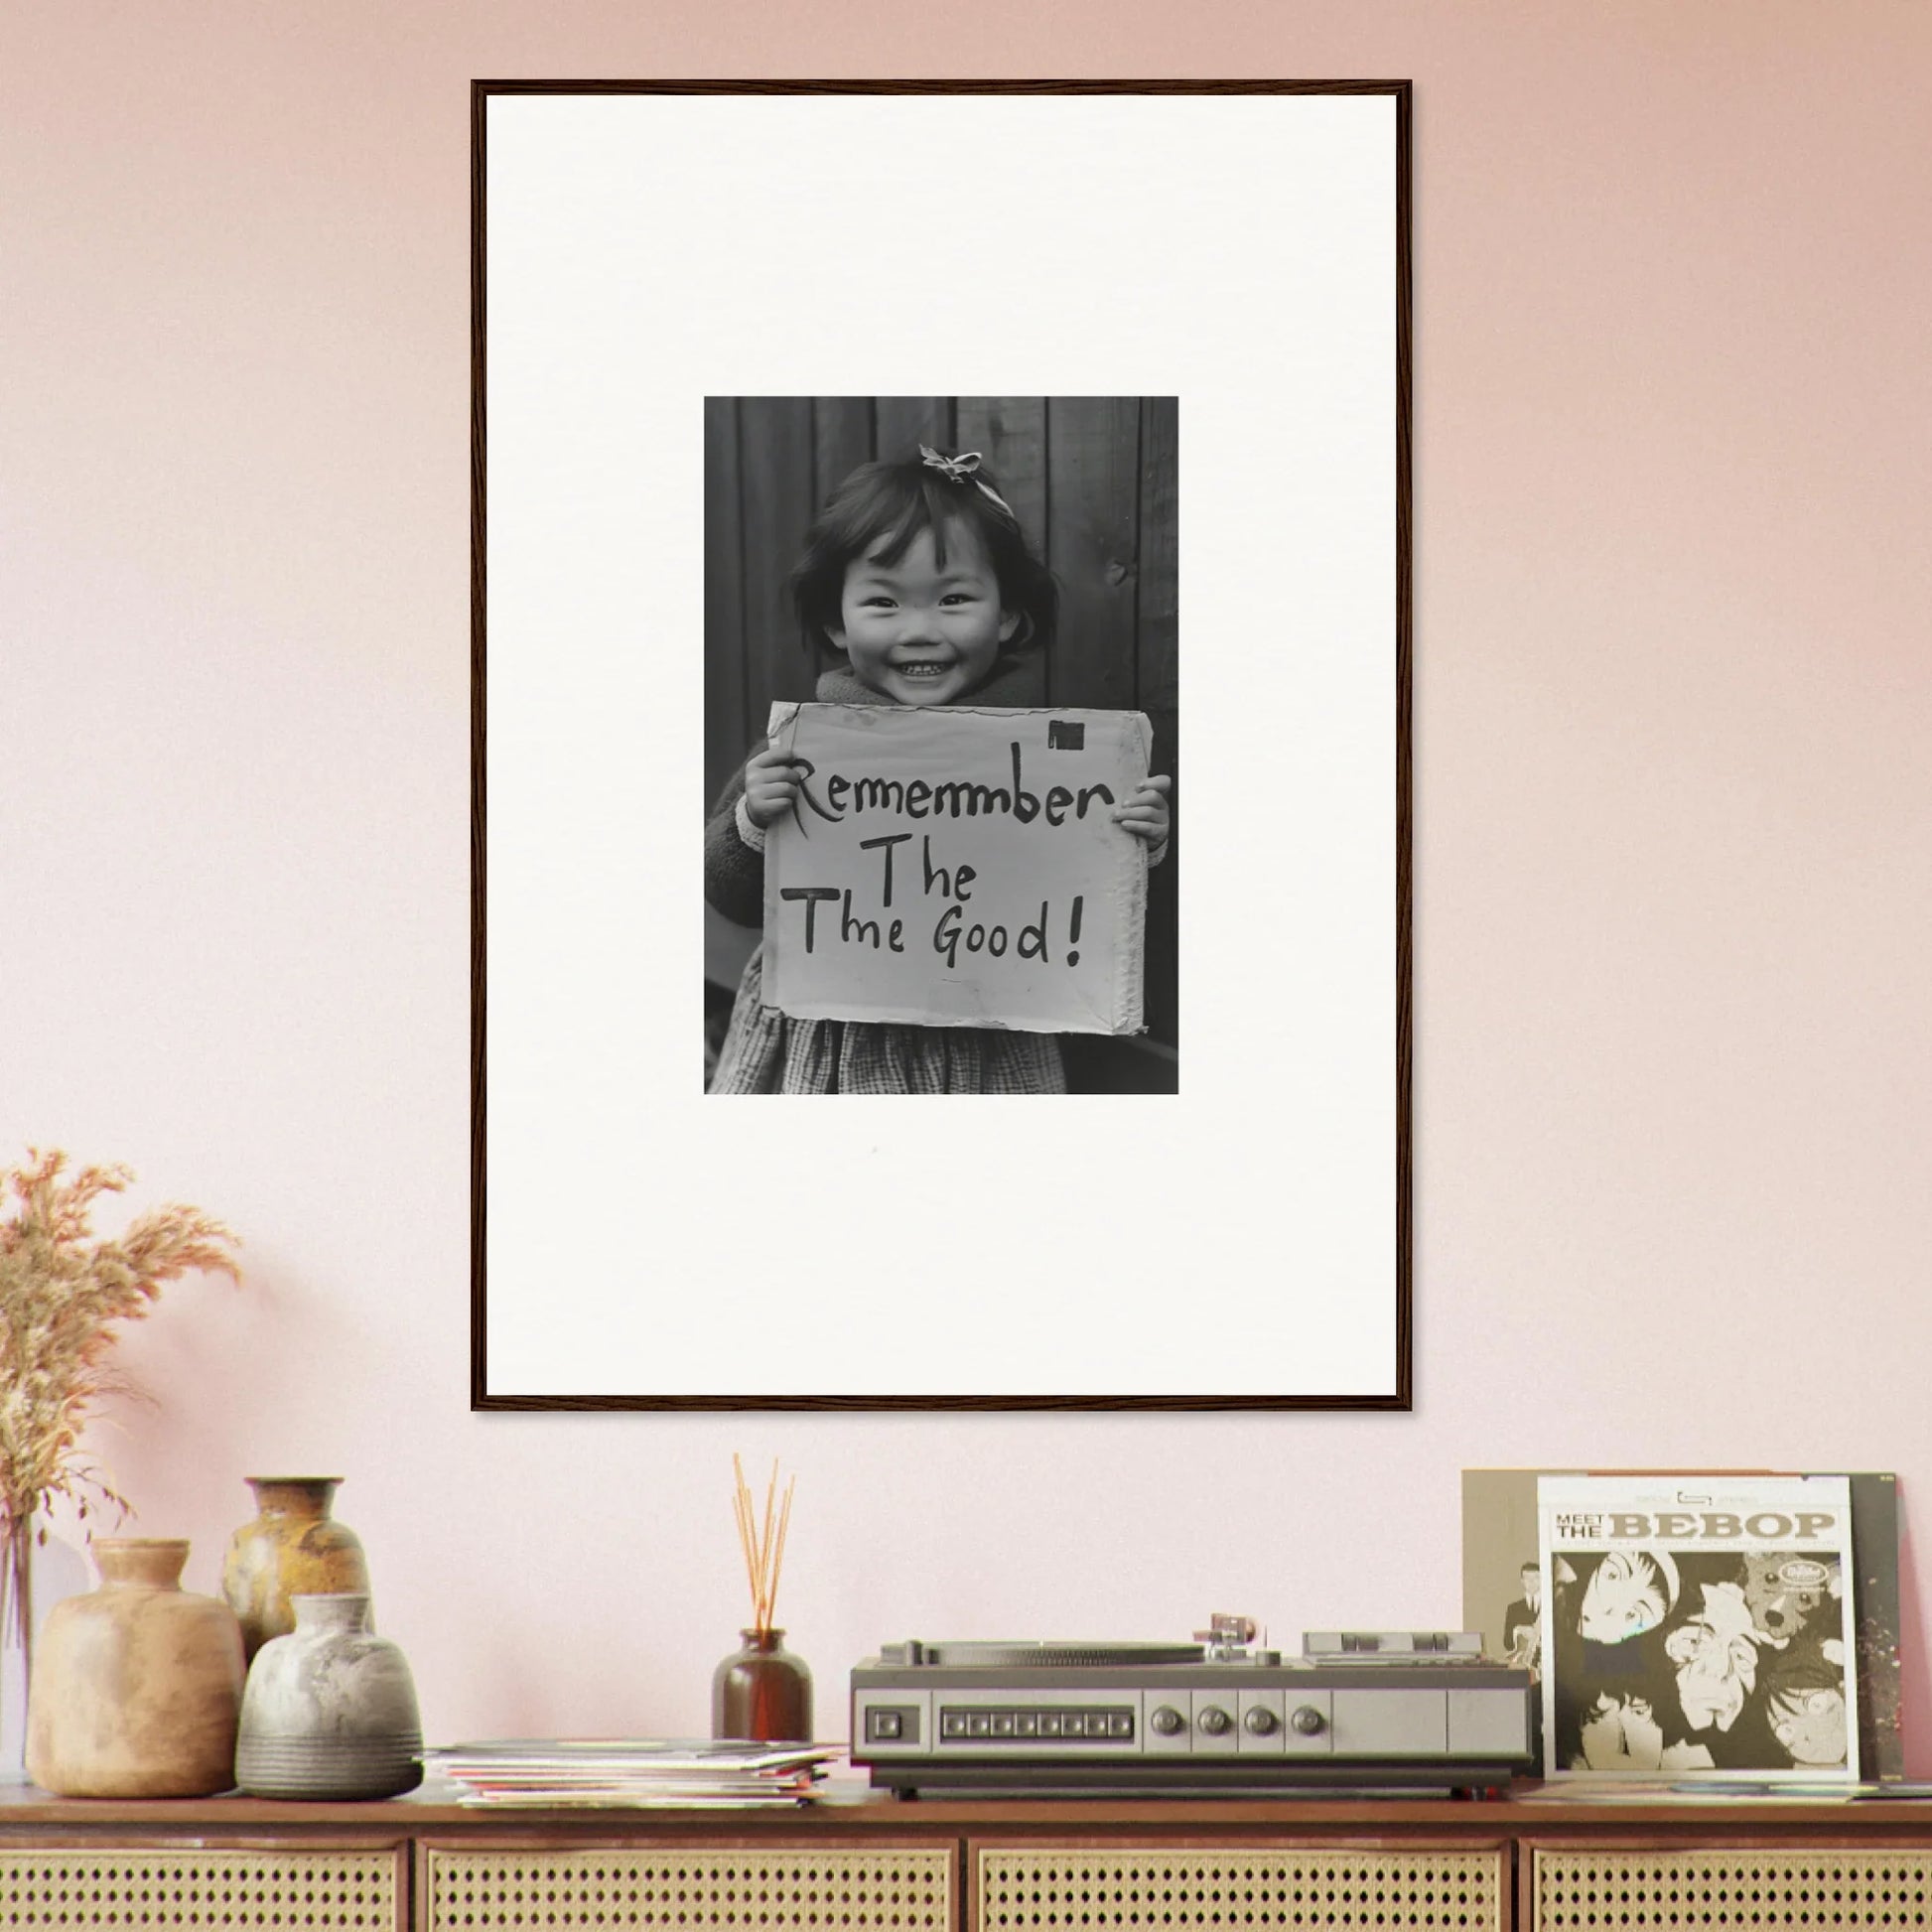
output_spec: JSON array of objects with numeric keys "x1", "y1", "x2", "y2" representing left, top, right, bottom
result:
[{"x1": 703, "y1": 399, "x2": 1178, "y2": 1094}]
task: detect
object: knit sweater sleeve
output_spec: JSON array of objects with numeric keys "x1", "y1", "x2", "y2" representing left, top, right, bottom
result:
[{"x1": 703, "y1": 759, "x2": 766, "y2": 928}]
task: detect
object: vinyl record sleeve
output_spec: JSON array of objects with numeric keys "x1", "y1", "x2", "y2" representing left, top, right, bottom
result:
[
  {"x1": 1462, "y1": 1468, "x2": 1900, "y2": 1781},
  {"x1": 1536, "y1": 1473, "x2": 1859, "y2": 1783}
]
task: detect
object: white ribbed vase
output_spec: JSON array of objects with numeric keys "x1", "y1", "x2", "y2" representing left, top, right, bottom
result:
[{"x1": 235, "y1": 1593, "x2": 421, "y2": 1799}]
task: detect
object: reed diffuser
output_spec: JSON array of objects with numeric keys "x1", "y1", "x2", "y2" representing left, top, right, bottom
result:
[{"x1": 712, "y1": 1456, "x2": 812, "y2": 1743}]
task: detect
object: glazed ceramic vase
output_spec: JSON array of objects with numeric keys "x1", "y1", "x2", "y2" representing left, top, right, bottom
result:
[
  {"x1": 235, "y1": 1593, "x2": 422, "y2": 1799},
  {"x1": 25, "y1": 1538, "x2": 245, "y2": 1798},
  {"x1": 712, "y1": 1627, "x2": 813, "y2": 1742},
  {"x1": 222, "y1": 1476, "x2": 371, "y2": 1660}
]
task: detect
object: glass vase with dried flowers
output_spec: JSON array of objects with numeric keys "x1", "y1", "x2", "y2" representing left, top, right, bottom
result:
[
  {"x1": 712, "y1": 1454, "x2": 811, "y2": 1742},
  {"x1": 0, "y1": 1150, "x2": 240, "y2": 1766}
]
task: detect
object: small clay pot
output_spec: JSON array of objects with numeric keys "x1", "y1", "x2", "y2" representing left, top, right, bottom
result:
[
  {"x1": 26, "y1": 1538, "x2": 245, "y2": 1798},
  {"x1": 221, "y1": 1477, "x2": 371, "y2": 1659},
  {"x1": 236, "y1": 1593, "x2": 421, "y2": 1799}
]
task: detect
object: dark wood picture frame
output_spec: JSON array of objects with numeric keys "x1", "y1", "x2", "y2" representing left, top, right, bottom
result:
[{"x1": 472, "y1": 79, "x2": 1413, "y2": 1412}]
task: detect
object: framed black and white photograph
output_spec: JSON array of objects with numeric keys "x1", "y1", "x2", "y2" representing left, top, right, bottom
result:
[
  {"x1": 703, "y1": 395, "x2": 1178, "y2": 1093},
  {"x1": 475, "y1": 82, "x2": 1410, "y2": 1408}
]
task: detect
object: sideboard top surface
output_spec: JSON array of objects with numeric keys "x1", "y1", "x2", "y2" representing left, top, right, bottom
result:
[{"x1": 2, "y1": 1783, "x2": 1931, "y2": 1837}]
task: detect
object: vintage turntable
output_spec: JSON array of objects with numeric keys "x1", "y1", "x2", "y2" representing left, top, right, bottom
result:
[{"x1": 850, "y1": 1615, "x2": 1534, "y2": 1796}]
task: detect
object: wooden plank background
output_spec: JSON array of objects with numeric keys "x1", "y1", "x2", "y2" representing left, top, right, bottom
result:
[{"x1": 705, "y1": 394, "x2": 1177, "y2": 1053}]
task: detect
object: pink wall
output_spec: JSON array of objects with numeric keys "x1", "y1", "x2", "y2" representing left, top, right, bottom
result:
[{"x1": 6, "y1": 2, "x2": 1930, "y2": 1762}]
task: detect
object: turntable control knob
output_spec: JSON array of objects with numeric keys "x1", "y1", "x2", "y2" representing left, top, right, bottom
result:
[
  {"x1": 1197, "y1": 1705, "x2": 1233, "y2": 1736},
  {"x1": 1291, "y1": 1704, "x2": 1326, "y2": 1736},
  {"x1": 1243, "y1": 1706, "x2": 1279, "y2": 1736},
  {"x1": 1150, "y1": 1705, "x2": 1185, "y2": 1736}
]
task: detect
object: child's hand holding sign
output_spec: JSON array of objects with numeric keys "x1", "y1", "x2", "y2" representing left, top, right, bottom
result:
[{"x1": 1113, "y1": 774, "x2": 1173, "y2": 853}]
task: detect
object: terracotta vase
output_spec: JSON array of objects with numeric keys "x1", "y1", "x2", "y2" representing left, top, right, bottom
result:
[
  {"x1": 712, "y1": 1627, "x2": 813, "y2": 1741},
  {"x1": 221, "y1": 1476, "x2": 371, "y2": 1660},
  {"x1": 25, "y1": 1538, "x2": 245, "y2": 1798},
  {"x1": 236, "y1": 1593, "x2": 422, "y2": 1799}
]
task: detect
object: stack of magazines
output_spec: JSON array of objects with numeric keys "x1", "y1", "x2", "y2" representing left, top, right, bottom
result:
[{"x1": 424, "y1": 1739, "x2": 843, "y2": 1807}]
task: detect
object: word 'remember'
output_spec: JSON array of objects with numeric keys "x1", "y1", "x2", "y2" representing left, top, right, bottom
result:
[{"x1": 794, "y1": 741, "x2": 1116, "y2": 830}]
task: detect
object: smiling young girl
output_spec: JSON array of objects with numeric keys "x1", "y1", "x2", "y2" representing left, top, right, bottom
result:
[{"x1": 705, "y1": 446, "x2": 1172, "y2": 1094}]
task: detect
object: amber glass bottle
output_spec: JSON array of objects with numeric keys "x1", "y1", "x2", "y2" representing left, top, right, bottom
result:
[{"x1": 712, "y1": 1627, "x2": 813, "y2": 1741}]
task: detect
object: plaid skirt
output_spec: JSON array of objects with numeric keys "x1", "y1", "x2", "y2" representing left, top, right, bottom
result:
[{"x1": 708, "y1": 946, "x2": 1066, "y2": 1095}]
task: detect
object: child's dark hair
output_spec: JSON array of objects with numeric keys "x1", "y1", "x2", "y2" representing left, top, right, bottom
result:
[{"x1": 789, "y1": 451, "x2": 1058, "y2": 655}]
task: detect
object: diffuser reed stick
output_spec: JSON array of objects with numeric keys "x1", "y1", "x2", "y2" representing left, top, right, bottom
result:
[{"x1": 733, "y1": 1453, "x2": 795, "y2": 1635}]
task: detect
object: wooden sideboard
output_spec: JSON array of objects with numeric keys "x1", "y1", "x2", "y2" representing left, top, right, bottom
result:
[{"x1": 5, "y1": 1783, "x2": 1932, "y2": 1929}]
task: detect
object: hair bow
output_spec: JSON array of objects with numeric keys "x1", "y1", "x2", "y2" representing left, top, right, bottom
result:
[{"x1": 918, "y1": 443, "x2": 1016, "y2": 520}]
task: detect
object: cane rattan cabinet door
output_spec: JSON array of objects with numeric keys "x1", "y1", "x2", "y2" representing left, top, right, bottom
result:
[
  {"x1": 0, "y1": 1846, "x2": 403, "y2": 1930},
  {"x1": 423, "y1": 1842, "x2": 956, "y2": 1930},
  {"x1": 1531, "y1": 1844, "x2": 1932, "y2": 1929},
  {"x1": 974, "y1": 1844, "x2": 1505, "y2": 1931}
]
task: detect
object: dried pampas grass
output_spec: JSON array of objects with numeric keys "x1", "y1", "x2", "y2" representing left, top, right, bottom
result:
[{"x1": 0, "y1": 1148, "x2": 240, "y2": 1651}]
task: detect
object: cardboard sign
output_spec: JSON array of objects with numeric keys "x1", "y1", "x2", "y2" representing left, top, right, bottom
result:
[{"x1": 761, "y1": 704, "x2": 1152, "y2": 1035}]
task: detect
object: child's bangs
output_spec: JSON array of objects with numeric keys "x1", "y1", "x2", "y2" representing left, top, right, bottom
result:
[{"x1": 852, "y1": 476, "x2": 968, "y2": 571}]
